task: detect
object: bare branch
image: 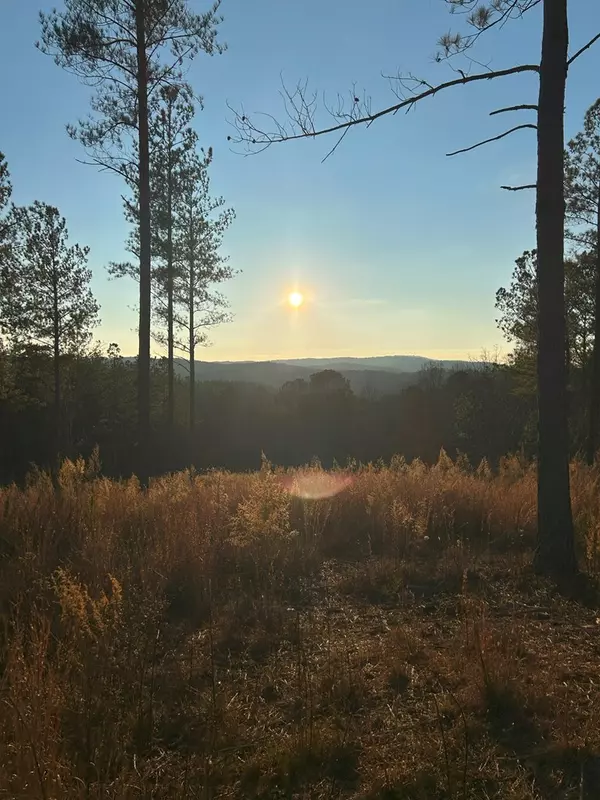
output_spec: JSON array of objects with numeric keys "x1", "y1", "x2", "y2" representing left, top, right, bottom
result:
[
  {"x1": 176, "y1": 358, "x2": 190, "y2": 375},
  {"x1": 568, "y1": 32, "x2": 600, "y2": 66},
  {"x1": 321, "y1": 126, "x2": 351, "y2": 163},
  {"x1": 230, "y1": 64, "x2": 540, "y2": 148},
  {"x1": 490, "y1": 104, "x2": 537, "y2": 116},
  {"x1": 446, "y1": 123, "x2": 536, "y2": 157},
  {"x1": 74, "y1": 156, "x2": 131, "y2": 182},
  {"x1": 501, "y1": 183, "x2": 536, "y2": 191}
]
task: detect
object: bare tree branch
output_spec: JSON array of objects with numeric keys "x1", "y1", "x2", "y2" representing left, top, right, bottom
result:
[
  {"x1": 230, "y1": 64, "x2": 540, "y2": 149},
  {"x1": 321, "y1": 126, "x2": 352, "y2": 163},
  {"x1": 446, "y1": 123, "x2": 536, "y2": 157},
  {"x1": 74, "y1": 156, "x2": 131, "y2": 182},
  {"x1": 501, "y1": 183, "x2": 536, "y2": 191},
  {"x1": 490, "y1": 103, "x2": 537, "y2": 116},
  {"x1": 568, "y1": 32, "x2": 600, "y2": 66}
]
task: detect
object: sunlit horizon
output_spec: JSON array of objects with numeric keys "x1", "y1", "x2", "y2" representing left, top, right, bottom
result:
[{"x1": 106, "y1": 337, "x2": 503, "y2": 364}]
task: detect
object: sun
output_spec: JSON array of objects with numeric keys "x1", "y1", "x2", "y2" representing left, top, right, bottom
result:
[{"x1": 288, "y1": 291, "x2": 304, "y2": 308}]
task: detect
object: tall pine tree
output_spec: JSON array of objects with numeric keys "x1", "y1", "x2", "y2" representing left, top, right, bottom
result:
[
  {"x1": 565, "y1": 99, "x2": 600, "y2": 465},
  {"x1": 39, "y1": 0, "x2": 223, "y2": 453},
  {"x1": 150, "y1": 84, "x2": 196, "y2": 428},
  {"x1": 174, "y1": 148, "x2": 234, "y2": 430}
]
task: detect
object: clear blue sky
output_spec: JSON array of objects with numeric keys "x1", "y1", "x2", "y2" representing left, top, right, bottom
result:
[{"x1": 1, "y1": 1, "x2": 599, "y2": 361}]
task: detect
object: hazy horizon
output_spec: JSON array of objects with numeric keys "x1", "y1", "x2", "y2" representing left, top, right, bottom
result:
[{"x1": 122, "y1": 350, "x2": 494, "y2": 364}]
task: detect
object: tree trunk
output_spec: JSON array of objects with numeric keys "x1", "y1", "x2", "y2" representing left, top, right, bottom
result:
[
  {"x1": 167, "y1": 109, "x2": 175, "y2": 431},
  {"x1": 586, "y1": 190, "x2": 600, "y2": 465},
  {"x1": 52, "y1": 269, "x2": 61, "y2": 460},
  {"x1": 533, "y1": 0, "x2": 577, "y2": 576},
  {"x1": 189, "y1": 241, "x2": 195, "y2": 432},
  {"x1": 135, "y1": 0, "x2": 152, "y2": 448}
]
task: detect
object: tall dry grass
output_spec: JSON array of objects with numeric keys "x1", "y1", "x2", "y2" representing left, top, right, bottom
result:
[{"x1": 1, "y1": 451, "x2": 600, "y2": 798}]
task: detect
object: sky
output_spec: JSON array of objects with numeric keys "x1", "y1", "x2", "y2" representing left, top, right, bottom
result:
[{"x1": 1, "y1": 0, "x2": 599, "y2": 362}]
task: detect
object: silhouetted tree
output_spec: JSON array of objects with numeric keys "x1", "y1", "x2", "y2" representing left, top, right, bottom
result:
[
  {"x1": 532, "y1": 0, "x2": 571, "y2": 575},
  {"x1": 111, "y1": 82, "x2": 199, "y2": 429},
  {"x1": 565, "y1": 99, "x2": 600, "y2": 463},
  {"x1": 496, "y1": 249, "x2": 595, "y2": 370},
  {"x1": 309, "y1": 369, "x2": 352, "y2": 396},
  {"x1": 39, "y1": 0, "x2": 224, "y2": 447},
  {"x1": 151, "y1": 84, "x2": 196, "y2": 428},
  {"x1": 0, "y1": 202, "x2": 99, "y2": 454},
  {"x1": 496, "y1": 248, "x2": 596, "y2": 455},
  {"x1": 496, "y1": 252, "x2": 538, "y2": 363},
  {"x1": 174, "y1": 149, "x2": 234, "y2": 430}
]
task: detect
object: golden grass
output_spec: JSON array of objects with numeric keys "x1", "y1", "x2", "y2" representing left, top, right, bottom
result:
[{"x1": 1, "y1": 451, "x2": 600, "y2": 798}]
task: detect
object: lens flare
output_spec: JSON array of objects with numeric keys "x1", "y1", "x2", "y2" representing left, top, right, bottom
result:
[{"x1": 279, "y1": 469, "x2": 352, "y2": 500}]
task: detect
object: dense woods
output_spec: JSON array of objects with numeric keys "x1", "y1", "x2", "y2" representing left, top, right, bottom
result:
[{"x1": 0, "y1": 347, "x2": 536, "y2": 481}]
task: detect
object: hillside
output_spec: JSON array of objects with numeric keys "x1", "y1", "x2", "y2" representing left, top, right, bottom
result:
[
  {"x1": 172, "y1": 355, "x2": 481, "y2": 393},
  {"x1": 276, "y1": 355, "x2": 476, "y2": 372}
]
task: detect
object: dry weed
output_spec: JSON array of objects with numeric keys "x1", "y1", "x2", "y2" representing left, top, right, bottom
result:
[{"x1": 0, "y1": 452, "x2": 599, "y2": 797}]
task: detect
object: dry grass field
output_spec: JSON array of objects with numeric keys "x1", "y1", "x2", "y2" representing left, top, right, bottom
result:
[{"x1": 1, "y1": 452, "x2": 600, "y2": 798}]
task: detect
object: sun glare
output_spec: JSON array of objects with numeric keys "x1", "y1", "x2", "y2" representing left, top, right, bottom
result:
[{"x1": 288, "y1": 291, "x2": 304, "y2": 308}]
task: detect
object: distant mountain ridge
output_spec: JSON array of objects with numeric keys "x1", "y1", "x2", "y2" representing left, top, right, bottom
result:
[
  {"x1": 275, "y1": 355, "x2": 475, "y2": 372},
  {"x1": 169, "y1": 355, "x2": 481, "y2": 394}
]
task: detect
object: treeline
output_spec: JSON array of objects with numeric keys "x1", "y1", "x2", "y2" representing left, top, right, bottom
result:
[{"x1": 0, "y1": 348, "x2": 532, "y2": 482}]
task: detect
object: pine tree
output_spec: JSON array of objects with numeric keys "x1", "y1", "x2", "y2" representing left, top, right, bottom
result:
[
  {"x1": 150, "y1": 84, "x2": 196, "y2": 428},
  {"x1": 173, "y1": 149, "x2": 234, "y2": 430},
  {"x1": 0, "y1": 202, "x2": 99, "y2": 454},
  {"x1": 38, "y1": 0, "x2": 224, "y2": 449},
  {"x1": 531, "y1": 0, "x2": 575, "y2": 576},
  {"x1": 110, "y1": 81, "x2": 200, "y2": 426},
  {"x1": 111, "y1": 97, "x2": 235, "y2": 433},
  {"x1": 565, "y1": 99, "x2": 600, "y2": 465},
  {"x1": 496, "y1": 249, "x2": 596, "y2": 391}
]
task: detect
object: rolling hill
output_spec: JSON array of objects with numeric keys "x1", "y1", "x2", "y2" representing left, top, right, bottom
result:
[{"x1": 170, "y1": 355, "x2": 480, "y2": 394}]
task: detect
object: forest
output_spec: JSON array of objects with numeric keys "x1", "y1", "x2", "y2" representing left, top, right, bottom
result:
[{"x1": 2, "y1": 1, "x2": 600, "y2": 798}]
